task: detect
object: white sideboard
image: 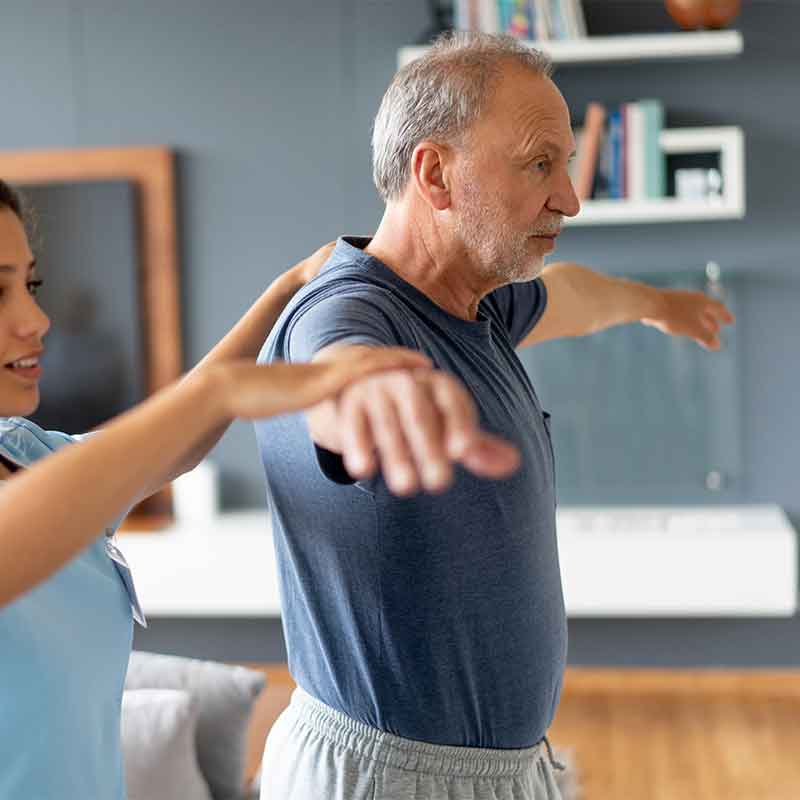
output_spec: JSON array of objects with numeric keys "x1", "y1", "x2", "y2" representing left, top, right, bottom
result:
[{"x1": 118, "y1": 505, "x2": 797, "y2": 619}]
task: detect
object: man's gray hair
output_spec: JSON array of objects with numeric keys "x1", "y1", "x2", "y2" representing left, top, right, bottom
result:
[{"x1": 372, "y1": 31, "x2": 553, "y2": 202}]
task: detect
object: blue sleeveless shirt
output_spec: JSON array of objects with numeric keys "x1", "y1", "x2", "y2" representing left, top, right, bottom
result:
[{"x1": 0, "y1": 417, "x2": 135, "y2": 799}]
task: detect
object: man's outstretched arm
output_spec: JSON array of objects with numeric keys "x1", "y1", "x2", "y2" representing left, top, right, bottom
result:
[{"x1": 520, "y1": 262, "x2": 735, "y2": 350}]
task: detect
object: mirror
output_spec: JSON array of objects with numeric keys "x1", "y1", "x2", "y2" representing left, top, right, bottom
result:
[{"x1": 0, "y1": 147, "x2": 182, "y2": 528}]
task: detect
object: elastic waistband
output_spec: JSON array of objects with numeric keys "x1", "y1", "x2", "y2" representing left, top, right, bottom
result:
[{"x1": 287, "y1": 688, "x2": 550, "y2": 779}]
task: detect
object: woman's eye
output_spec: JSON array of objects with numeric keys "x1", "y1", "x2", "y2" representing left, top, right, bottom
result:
[{"x1": 27, "y1": 280, "x2": 43, "y2": 296}]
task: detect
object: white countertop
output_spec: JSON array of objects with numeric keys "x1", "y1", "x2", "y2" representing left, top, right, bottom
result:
[{"x1": 118, "y1": 505, "x2": 798, "y2": 619}]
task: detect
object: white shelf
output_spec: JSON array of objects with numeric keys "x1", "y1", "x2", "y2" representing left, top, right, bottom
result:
[
  {"x1": 568, "y1": 126, "x2": 745, "y2": 226},
  {"x1": 118, "y1": 505, "x2": 797, "y2": 619},
  {"x1": 568, "y1": 198, "x2": 741, "y2": 226},
  {"x1": 398, "y1": 30, "x2": 743, "y2": 69}
]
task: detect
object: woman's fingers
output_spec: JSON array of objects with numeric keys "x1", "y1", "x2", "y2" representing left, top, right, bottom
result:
[
  {"x1": 248, "y1": 358, "x2": 521, "y2": 494},
  {"x1": 313, "y1": 347, "x2": 431, "y2": 400},
  {"x1": 297, "y1": 241, "x2": 337, "y2": 283}
]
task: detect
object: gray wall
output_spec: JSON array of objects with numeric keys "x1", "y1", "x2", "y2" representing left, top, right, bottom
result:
[{"x1": 1, "y1": 1, "x2": 797, "y2": 664}]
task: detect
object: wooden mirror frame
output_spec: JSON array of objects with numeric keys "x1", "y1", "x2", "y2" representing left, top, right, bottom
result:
[{"x1": 0, "y1": 146, "x2": 182, "y2": 528}]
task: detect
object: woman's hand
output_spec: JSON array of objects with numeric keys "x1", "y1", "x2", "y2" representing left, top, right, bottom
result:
[
  {"x1": 290, "y1": 241, "x2": 337, "y2": 287},
  {"x1": 215, "y1": 346, "x2": 431, "y2": 421}
]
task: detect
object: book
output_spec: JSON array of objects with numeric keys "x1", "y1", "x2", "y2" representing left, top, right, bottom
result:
[
  {"x1": 547, "y1": 0, "x2": 569, "y2": 39},
  {"x1": 625, "y1": 102, "x2": 647, "y2": 201},
  {"x1": 499, "y1": 0, "x2": 533, "y2": 38},
  {"x1": 561, "y1": 0, "x2": 583, "y2": 39},
  {"x1": 571, "y1": 0, "x2": 588, "y2": 37},
  {"x1": 573, "y1": 101, "x2": 606, "y2": 200},
  {"x1": 455, "y1": 0, "x2": 480, "y2": 31},
  {"x1": 640, "y1": 99, "x2": 666, "y2": 199},
  {"x1": 478, "y1": 0, "x2": 501, "y2": 33},
  {"x1": 532, "y1": 0, "x2": 552, "y2": 40},
  {"x1": 607, "y1": 108, "x2": 624, "y2": 199},
  {"x1": 593, "y1": 118, "x2": 613, "y2": 199}
]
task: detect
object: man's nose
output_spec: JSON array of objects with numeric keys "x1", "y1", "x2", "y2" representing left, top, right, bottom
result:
[{"x1": 547, "y1": 173, "x2": 581, "y2": 219}]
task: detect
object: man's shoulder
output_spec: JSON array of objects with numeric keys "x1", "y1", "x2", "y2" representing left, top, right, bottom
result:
[
  {"x1": 261, "y1": 263, "x2": 412, "y2": 364},
  {"x1": 290, "y1": 263, "x2": 408, "y2": 332},
  {"x1": 480, "y1": 278, "x2": 548, "y2": 345}
]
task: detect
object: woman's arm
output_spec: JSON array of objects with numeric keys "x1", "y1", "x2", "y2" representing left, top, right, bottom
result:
[
  {"x1": 140, "y1": 242, "x2": 334, "y2": 497},
  {"x1": 0, "y1": 346, "x2": 428, "y2": 608}
]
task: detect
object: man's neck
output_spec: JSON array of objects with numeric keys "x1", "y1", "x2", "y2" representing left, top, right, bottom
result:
[{"x1": 365, "y1": 207, "x2": 497, "y2": 322}]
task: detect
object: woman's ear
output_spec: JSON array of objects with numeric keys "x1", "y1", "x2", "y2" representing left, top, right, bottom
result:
[{"x1": 410, "y1": 142, "x2": 452, "y2": 211}]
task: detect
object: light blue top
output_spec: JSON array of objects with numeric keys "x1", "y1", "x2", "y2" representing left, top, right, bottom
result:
[{"x1": 0, "y1": 417, "x2": 135, "y2": 800}]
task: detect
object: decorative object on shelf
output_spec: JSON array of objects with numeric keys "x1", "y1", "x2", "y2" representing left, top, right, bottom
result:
[
  {"x1": 664, "y1": 0, "x2": 741, "y2": 31},
  {"x1": 675, "y1": 167, "x2": 723, "y2": 202},
  {"x1": 171, "y1": 459, "x2": 220, "y2": 524}
]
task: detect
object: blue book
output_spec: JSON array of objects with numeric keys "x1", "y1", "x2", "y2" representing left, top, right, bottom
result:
[
  {"x1": 593, "y1": 120, "x2": 613, "y2": 199},
  {"x1": 608, "y1": 109, "x2": 624, "y2": 200}
]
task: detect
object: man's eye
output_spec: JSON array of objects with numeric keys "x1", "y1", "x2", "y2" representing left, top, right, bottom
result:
[
  {"x1": 533, "y1": 159, "x2": 550, "y2": 173},
  {"x1": 27, "y1": 280, "x2": 43, "y2": 296}
]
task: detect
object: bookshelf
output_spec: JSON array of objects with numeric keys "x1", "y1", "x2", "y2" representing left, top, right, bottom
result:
[
  {"x1": 398, "y1": 30, "x2": 743, "y2": 69},
  {"x1": 571, "y1": 126, "x2": 745, "y2": 226}
]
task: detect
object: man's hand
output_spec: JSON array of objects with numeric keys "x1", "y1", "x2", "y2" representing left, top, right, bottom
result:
[
  {"x1": 641, "y1": 289, "x2": 735, "y2": 350},
  {"x1": 307, "y1": 351, "x2": 520, "y2": 496}
]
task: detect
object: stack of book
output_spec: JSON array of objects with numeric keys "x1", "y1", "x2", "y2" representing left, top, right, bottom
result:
[
  {"x1": 571, "y1": 100, "x2": 667, "y2": 203},
  {"x1": 454, "y1": 0, "x2": 587, "y2": 40}
]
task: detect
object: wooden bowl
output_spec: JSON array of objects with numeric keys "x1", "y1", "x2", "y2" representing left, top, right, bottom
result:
[{"x1": 665, "y1": 0, "x2": 741, "y2": 30}]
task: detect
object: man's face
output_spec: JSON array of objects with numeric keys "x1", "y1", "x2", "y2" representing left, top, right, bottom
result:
[{"x1": 450, "y1": 65, "x2": 579, "y2": 284}]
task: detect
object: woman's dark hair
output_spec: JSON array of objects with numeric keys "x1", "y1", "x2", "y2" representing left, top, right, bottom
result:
[{"x1": 0, "y1": 179, "x2": 23, "y2": 220}]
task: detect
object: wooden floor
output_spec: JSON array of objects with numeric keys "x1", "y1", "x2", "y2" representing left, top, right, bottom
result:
[{"x1": 245, "y1": 666, "x2": 800, "y2": 800}]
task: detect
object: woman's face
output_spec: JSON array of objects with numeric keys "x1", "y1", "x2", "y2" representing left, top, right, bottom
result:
[{"x1": 0, "y1": 208, "x2": 50, "y2": 417}]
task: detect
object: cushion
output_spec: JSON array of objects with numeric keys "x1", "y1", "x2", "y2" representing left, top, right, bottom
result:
[
  {"x1": 125, "y1": 651, "x2": 266, "y2": 800},
  {"x1": 121, "y1": 689, "x2": 213, "y2": 800}
]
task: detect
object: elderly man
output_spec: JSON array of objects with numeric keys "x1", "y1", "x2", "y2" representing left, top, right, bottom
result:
[{"x1": 255, "y1": 32, "x2": 733, "y2": 800}]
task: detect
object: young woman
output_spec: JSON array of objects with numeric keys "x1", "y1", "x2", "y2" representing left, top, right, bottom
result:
[{"x1": 0, "y1": 179, "x2": 428, "y2": 799}]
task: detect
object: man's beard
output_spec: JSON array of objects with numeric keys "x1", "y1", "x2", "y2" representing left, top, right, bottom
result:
[{"x1": 454, "y1": 178, "x2": 544, "y2": 285}]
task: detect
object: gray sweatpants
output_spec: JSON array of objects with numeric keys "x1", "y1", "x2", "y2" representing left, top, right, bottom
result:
[{"x1": 260, "y1": 688, "x2": 564, "y2": 800}]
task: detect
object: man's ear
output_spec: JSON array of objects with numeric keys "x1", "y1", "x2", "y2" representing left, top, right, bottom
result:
[{"x1": 410, "y1": 141, "x2": 452, "y2": 211}]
